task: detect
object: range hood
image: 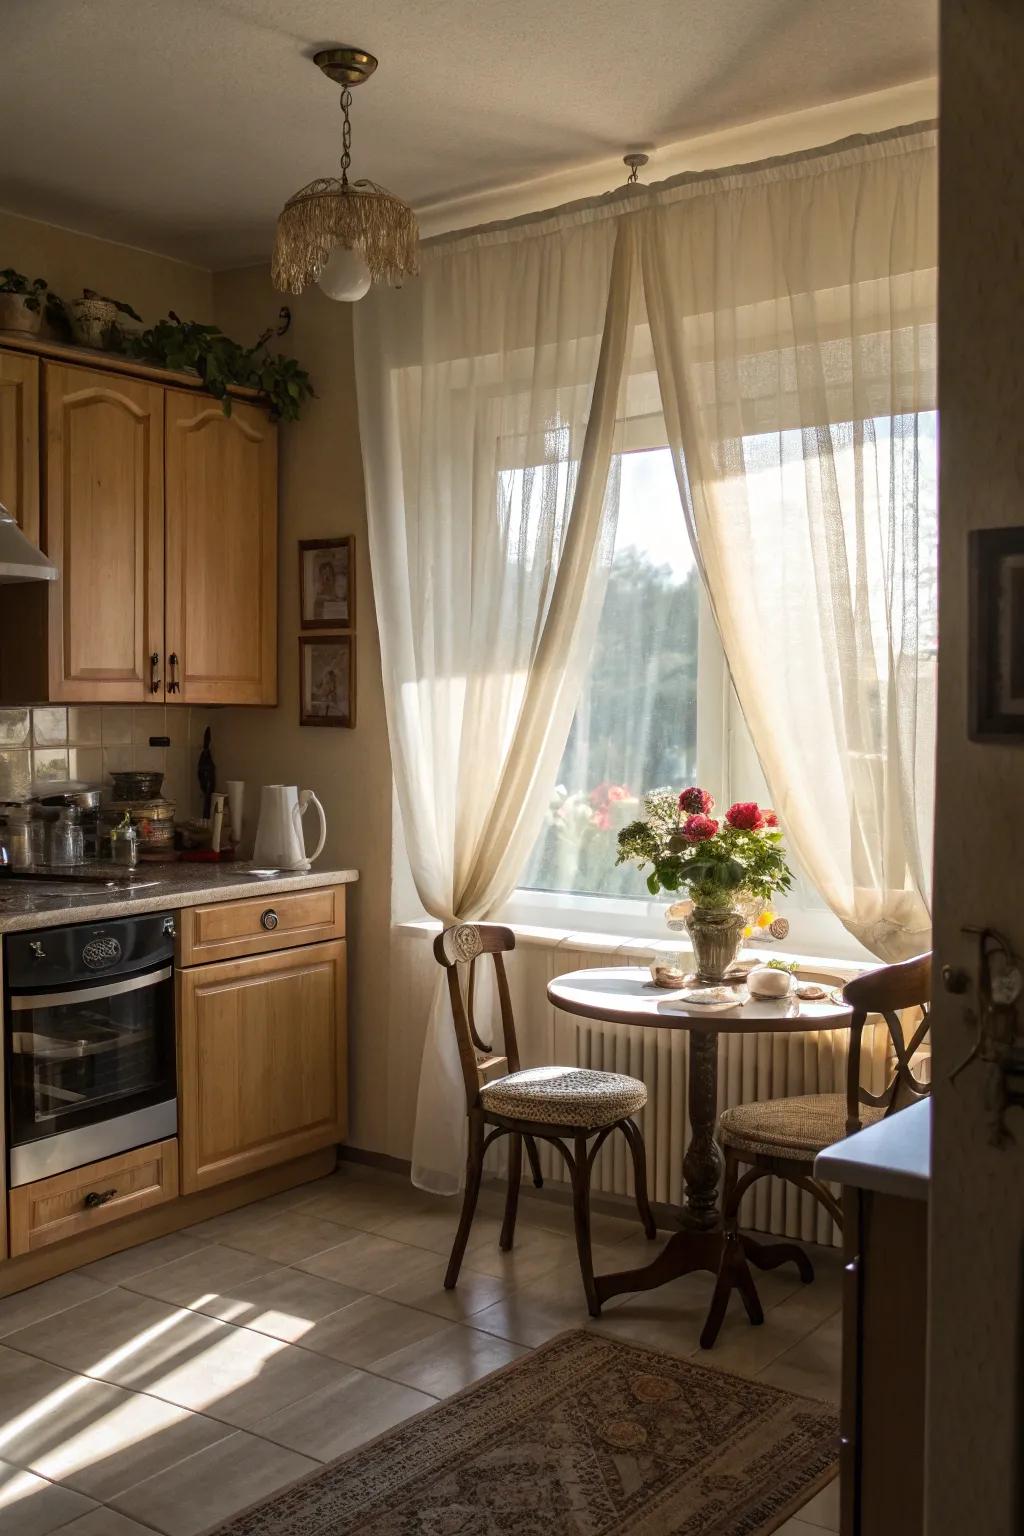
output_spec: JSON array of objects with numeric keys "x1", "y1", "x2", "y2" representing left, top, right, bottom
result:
[{"x1": 0, "y1": 503, "x2": 57, "y2": 584}]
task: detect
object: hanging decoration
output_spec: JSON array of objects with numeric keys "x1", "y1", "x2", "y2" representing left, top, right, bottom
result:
[{"x1": 273, "y1": 48, "x2": 419, "y2": 302}]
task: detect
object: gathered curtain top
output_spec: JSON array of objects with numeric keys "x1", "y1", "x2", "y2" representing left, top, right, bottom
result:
[{"x1": 423, "y1": 121, "x2": 938, "y2": 259}]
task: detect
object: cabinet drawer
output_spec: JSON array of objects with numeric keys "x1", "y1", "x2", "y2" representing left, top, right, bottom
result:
[
  {"x1": 9, "y1": 1139, "x2": 178, "y2": 1255},
  {"x1": 177, "y1": 885, "x2": 346, "y2": 965}
]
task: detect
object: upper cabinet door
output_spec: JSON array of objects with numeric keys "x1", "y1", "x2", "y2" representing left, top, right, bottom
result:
[
  {"x1": 0, "y1": 350, "x2": 40, "y2": 542},
  {"x1": 44, "y1": 364, "x2": 164, "y2": 702},
  {"x1": 164, "y1": 391, "x2": 278, "y2": 705}
]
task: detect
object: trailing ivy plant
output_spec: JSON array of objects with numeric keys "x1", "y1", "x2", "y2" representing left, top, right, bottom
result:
[{"x1": 126, "y1": 313, "x2": 314, "y2": 422}]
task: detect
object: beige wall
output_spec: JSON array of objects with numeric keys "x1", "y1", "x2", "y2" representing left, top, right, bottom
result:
[
  {"x1": 212, "y1": 267, "x2": 398, "y2": 1158},
  {"x1": 0, "y1": 208, "x2": 213, "y2": 324},
  {"x1": 927, "y1": 3, "x2": 1024, "y2": 1532}
]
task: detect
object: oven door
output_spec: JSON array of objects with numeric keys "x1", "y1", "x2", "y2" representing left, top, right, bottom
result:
[{"x1": 7, "y1": 963, "x2": 177, "y2": 1185}]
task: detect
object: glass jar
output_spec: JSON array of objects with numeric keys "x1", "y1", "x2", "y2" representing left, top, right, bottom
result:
[
  {"x1": 5, "y1": 805, "x2": 33, "y2": 869},
  {"x1": 110, "y1": 809, "x2": 138, "y2": 868},
  {"x1": 49, "y1": 805, "x2": 84, "y2": 867}
]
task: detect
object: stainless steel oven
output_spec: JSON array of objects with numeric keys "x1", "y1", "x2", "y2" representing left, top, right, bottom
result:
[{"x1": 4, "y1": 912, "x2": 177, "y2": 1186}]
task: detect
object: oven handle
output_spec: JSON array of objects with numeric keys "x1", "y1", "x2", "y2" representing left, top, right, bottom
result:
[{"x1": 9, "y1": 965, "x2": 174, "y2": 1012}]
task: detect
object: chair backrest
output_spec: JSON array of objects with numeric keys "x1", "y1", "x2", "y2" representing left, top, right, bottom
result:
[
  {"x1": 842, "y1": 952, "x2": 932, "y2": 1134},
  {"x1": 433, "y1": 923, "x2": 521, "y2": 1111}
]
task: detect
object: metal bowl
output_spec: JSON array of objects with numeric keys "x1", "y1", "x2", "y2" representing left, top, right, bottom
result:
[{"x1": 108, "y1": 770, "x2": 164, "y2": 801}]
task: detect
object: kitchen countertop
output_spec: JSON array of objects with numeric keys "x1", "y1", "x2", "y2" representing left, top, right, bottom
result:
[
  {"x1": 0, "y1": 863, "x2": 359, "y2": 933},
  {"x1": 814, "y1": 1097, "x2": 931, "y2": 1202}
]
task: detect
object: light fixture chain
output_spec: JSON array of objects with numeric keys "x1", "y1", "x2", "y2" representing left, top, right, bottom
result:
[{"x1": 339, "y1": 87, "x2": 353, "y2": 186}]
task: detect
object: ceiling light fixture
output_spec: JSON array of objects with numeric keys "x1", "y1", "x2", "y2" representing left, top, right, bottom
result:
[{"x1": 272, "y1": 47, "x2": 419, "y2": 303}]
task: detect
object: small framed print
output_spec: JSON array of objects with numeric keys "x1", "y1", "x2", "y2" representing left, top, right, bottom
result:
[
  {"x1": 299, "y1": 635, "x2": 355, "y2": 728},
  {"x1": 969, "y1": 527, "x2": 1024, "y2": 742},
  {"x1": 299, "y1": 537, "x2": 354, "y2": 630}
]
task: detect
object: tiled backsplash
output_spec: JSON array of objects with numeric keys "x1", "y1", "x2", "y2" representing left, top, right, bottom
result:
[{"x1": 0, "y1": 705, "x2": 219, "y2": 816}]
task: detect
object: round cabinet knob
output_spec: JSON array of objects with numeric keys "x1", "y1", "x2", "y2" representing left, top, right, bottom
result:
[{"x1": 260, "y1": 909, "x2": 279, "y2": 931}]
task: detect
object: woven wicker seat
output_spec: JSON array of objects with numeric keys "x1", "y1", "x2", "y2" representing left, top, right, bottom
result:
[
  {"x1": 480, "y1": 1066, "x2": 647, "y2": 1129},
  {"x1": 719, "y1": 1092, "x2": 885, "y2": 1160}
]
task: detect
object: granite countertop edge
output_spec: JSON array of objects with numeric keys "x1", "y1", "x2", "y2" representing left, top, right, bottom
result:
[
  {"x1": 814, "y1": 1097, "x2": 931, "y2": 1202},
  {"x1": 0, "y1": 865, "x2": 359, "y2": 933}
]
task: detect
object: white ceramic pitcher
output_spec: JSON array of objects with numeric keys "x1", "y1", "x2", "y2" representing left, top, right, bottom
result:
[{"x1": 252, "y1": 785, "x2": 327, "y2": 870}]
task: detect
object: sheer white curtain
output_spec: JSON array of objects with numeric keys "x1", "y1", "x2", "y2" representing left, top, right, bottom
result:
[
  {"x1": 355, "y1": 217, "x2": 638, "y2": 1191},
  {"x1": 643, "y1": 127, "x2": 937, "y2": 960}
]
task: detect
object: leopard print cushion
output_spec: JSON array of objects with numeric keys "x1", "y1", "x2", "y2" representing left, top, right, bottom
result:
[{"x1": 480, "y1": 1066, "x2": 647, "y2": 1128}]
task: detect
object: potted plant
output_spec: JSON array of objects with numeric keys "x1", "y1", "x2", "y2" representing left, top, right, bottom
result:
[
  {"x1": 0, "y1": 269, "x2": 54, "y2": 335},
  {"x1": 126, "y1": 312, "x2": 314, "y2": 421},
  {"x1": 617, "y1": 787, "x2": 793, "y2": 980},
  {"x1": 69, "y1": 288, "x2": 143, "y2": 350}
]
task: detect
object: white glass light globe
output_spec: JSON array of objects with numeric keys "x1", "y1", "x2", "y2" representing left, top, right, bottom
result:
[{"x1": 317, "y1": 245, "x2": 372, "y2": 302}]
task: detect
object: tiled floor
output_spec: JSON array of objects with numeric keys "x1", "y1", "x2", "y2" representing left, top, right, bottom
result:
[{"x1": 0, "y1": 1162, "x2": 842, "y2": 1535}]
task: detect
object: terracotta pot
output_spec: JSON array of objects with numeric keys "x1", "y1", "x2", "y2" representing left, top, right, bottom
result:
[{"x1": 0, "y1": 293, "x2": 43, "y2": 335}]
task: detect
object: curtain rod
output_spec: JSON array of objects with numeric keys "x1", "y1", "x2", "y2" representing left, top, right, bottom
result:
[{"x1": 423, "y1": 119, "x2": 938, "y2": 259}]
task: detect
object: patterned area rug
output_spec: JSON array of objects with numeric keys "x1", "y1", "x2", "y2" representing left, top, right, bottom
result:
[{"x1": 209, "y1": 1330, "x2": 838, "y2": 1535}]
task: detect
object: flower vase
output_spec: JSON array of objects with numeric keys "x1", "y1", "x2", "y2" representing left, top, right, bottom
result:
[{"x1": 685, "y1": 906, "x2": 745, "y2": 982}]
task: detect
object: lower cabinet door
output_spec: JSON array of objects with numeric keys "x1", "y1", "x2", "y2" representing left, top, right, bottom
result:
[
  {"x1": 9, "y1": 1139, "x2": 179, "y2": 1255},
  {"x1": 177, "y1": 940, "x2": 347, "y2": 1193}
]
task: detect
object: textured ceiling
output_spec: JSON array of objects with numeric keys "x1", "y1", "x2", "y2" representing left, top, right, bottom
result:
[{"x1": 1, "y1": 0, "x2": 937, "y2": 269}]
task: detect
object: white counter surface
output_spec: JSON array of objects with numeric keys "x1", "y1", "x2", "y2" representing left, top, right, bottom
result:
[
  {"x1": 0, "y1": 864, "x2": 359, "y2": 933},
  {"x1": 814, "y1": 1097, "x2": 930, "y2": 1202}
]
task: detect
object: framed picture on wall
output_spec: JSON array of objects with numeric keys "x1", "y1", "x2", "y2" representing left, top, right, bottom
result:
[
  {"x1": 299, "y1": 635, "x2": 356, "y2": 727},
  {"x1": 299, "y1": 537, "x2": 355, "y2": 629},
  {"x1": 969, "y1": 526, "x2": 1024, "y2": 742}
]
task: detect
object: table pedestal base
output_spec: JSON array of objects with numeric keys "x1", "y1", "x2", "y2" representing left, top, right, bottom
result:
[{"x1": 594, "y1": 1228, "x2": 815, "y2": 1348}]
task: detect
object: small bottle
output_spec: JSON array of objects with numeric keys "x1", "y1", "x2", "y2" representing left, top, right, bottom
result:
[
  {"x1": 110, "y1": 809, "x2": 138, "y2": 868},
  {"x1": 49, "y1": 804, "x2": 84, "y2": 867}
]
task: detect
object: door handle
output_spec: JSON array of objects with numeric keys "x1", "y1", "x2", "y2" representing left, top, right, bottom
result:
[
  {"x1": 150, "y1": 652, "x2": 161, "y2": 693},
  {"x1": 167, "y1": 653, "x2": 180, "y2": 694},
  {"x1": 260, "y1": 909, "x2": 279, "y2": 931}
]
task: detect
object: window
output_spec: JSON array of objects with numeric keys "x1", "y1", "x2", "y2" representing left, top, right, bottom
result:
[{"x1": 508, "y1": 416, "x2": 938, "y2": 961}]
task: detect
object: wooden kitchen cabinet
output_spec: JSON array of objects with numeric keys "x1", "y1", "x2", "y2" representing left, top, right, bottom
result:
[
  {"x1": 177, "y1": 939, "x2": 347, "y2": 1193},
  {"x1": 164, "y1": 389, "x2": 277, "y2": 705},
  {"x1": 0, "y1": 341, "x2": 278, "y2": 705},
  {"x1": 0, "y1": 350, "x2": 39, "y2": 542}
]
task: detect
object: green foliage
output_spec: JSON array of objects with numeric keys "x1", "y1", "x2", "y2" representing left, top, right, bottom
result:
[
  {"x1": 0, "y1": 268, "x2": 49, "y2": 311},
  {"x1": 616, "y1": 791, "x2": 794, "y2": 912},
  {"x1": 126, "y1": 313, "x2": 314, "y2": 422},
  {"x1": 522, "y1": 555, "x2": 701, "y2": 899},
  {"x1": 766, "y1": 957, "x2": 800, "y2": 973}
]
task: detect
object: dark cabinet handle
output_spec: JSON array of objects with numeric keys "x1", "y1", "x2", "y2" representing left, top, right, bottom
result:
[
  {"x1": 84, "y1": 1188, "x2": 118, "y2": 1209},
  {"x1": 260, "y1": 909, "x2": 279, "y2": 931},
  {"x1": 167, "y1": 653, "x2": 180, "y2": 694},
  {"x1": 150, "y1": 652, "x2": 161, "y2": 693}
]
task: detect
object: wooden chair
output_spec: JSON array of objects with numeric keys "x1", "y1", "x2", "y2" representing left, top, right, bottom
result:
[
  {"x1": 435, "y1": 922, "x2": 657, "y2": 1315},
  {"x1": 700, "y1": 951, "x2": 932, "y2": 1348}
]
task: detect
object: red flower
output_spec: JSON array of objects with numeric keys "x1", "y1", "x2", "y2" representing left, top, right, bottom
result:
[
  {"x1": 679, "y1": 786, "x2": 714, "y2": 815},
  {"x1": 763, "y1": 809, "x2": 779, "y2": 827},
  {"x1": 682, "y1": 813, "x2": 719, "y2": 841},
  {"x1": 592, "y1": 809, "x2": 611, "y2": 831},
  {"x1": 726, "y1": 801, "x2": 765, "y2": 831},
  {"x1": 606, "y1": 784, "x2": 630, "y2": 803}
]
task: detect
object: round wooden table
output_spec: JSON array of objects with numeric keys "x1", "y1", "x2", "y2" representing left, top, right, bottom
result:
[{"x1": 547, "y1": 965, "x2": 852, "y2": 1319}]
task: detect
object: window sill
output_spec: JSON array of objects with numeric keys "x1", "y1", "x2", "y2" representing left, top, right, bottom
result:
[{"x1": 393, "y1": 917, "x2": 875, "y2": 983}]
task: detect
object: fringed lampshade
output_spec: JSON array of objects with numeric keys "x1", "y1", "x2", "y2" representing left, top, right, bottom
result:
[{"x1": 272, "y1": 49, "x2": 419, "y2": 299}]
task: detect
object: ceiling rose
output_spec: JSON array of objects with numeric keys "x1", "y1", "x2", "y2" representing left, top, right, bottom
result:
[{"x1": 272, "y1": 47, "x2": 419, "y2": 301}]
